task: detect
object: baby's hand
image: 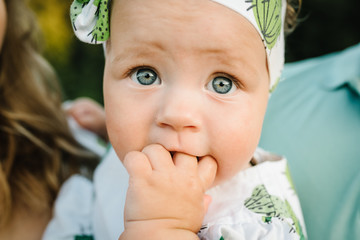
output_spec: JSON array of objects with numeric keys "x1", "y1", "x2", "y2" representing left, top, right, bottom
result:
[
  {"x1": 66, "y1": 97, "x2": 108, "y2": 142},
  {"x1": 120, "y1": 144, "x2": 217, "y2": 240}
]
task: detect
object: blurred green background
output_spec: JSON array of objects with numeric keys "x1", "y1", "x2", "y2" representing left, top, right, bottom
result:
[
  {"x1": 29, "y1": 0, "x2": 360, "y2": 105},
  {"x1": 29, "y1": 0, "x2": 105, "y2": 104}
]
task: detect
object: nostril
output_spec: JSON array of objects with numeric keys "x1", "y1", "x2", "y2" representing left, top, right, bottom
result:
[
  {"x1": 157, "y1": 121, "x2": 198, "y2": 132},
  {"x1": 155, "y1": 109, "x2": 201, "y2": 132},
  {"x1": 186, "y1": 125, "x2": 198, "y2": 132},
  {"x1": 158, "y1": 121, "x2": 171, "y2": 129}
]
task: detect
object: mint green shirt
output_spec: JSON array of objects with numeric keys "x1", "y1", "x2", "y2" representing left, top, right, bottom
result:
[{"x1": 260, "y1": 43, "x2": 360, "y2": 240}]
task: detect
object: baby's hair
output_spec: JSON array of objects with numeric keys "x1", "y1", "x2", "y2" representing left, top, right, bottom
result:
[
  {"x1": 0, "y1": 0, "x2": 98, "y2": 227},
  {"x1": 284, "y1": 0, "x2": 302, "y2": 34}
]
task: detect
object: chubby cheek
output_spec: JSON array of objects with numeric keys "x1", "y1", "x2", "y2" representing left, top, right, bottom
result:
[
  {"x1": 104, "y1": 79, "x2": 149, "y2": 162},
  {"x1": 213, "y1": 125, "x2": 261, "y2": 185},
  {"x1": 209, "y1": 98, "x2": 267, "y2": 186},
  {"x1": 105, "y1": 108, "x2": 141, "y2": 162}
]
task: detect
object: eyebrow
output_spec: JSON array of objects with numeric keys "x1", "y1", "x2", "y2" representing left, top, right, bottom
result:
[
  {"x1": 110, "y1": 39, "x2": 262, "y2": 80},
  {"x1": 200, "y1": 47, "x2": 261, "y2": 77},
  {"x1": 110, "y1": 40, "x2": 165, "y2": 65}
]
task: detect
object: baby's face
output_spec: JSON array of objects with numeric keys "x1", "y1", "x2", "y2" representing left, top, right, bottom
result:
[{"x1": 104, "y1": 0, "x2": 269, "y2": 186}]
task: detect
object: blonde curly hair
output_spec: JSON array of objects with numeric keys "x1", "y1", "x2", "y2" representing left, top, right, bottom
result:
[
  {"x1": 285, "y1": 0, "x2": 302, "y2": 34},
  {"x1": 0, "y1": 0, "x2": 98, "y2": 227}
]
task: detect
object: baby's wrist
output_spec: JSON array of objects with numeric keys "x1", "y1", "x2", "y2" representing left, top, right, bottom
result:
[
  {"x1": 119, "y1": 230, "x2": 199, "y2": 240},
  {"x1": 120, "y1": 220, "x2": 200, "y2": 240}
]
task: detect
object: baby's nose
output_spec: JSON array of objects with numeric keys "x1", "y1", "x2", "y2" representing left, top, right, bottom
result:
[{"x1": 155, "y1": 88, "x2": 202, "y2": 132}]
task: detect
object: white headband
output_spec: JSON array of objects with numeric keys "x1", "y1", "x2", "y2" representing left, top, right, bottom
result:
[{"x1": 70, "y1": 0, "x2": 287, "y2": 91}]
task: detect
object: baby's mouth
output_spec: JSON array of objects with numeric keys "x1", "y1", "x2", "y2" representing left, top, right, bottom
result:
[{"x1": 170, "y1": 151, "x2": 200, "y2": 162}]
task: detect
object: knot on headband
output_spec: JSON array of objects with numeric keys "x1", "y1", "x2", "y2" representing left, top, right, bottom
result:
[
  {"x1": 70, "y1": 0, "x2": 286, "y2": 92},
  {"x1": 70, "y1": 0, "x2": 110, "y2": 44}
]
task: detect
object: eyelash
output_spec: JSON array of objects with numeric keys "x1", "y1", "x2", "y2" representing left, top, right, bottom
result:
[
  {"x1": 212, "y1": 72, "x2": 243, "y2": 89},
  {"x1": 125, "y1": 65, "x2": 149, "y2": 77},
  {"x1": 124, "y1": 66, "x2": 243, "y2": 89}
]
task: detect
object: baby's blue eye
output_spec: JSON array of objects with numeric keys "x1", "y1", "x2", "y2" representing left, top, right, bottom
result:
[
  {"x1": 131, "y1": 68, "x2": 160, "y2": 85},
  {"x1": 207, "y1": 76, "x2": 236, "y2": 94}
]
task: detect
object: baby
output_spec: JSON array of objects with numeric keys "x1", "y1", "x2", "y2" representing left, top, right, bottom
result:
[{"x1": 68, "y1": 0, "x2": 306, "y2": 239}]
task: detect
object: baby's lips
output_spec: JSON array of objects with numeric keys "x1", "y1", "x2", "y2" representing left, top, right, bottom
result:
[{"x1": 170, "y1": 151, "x2": 203, "y2": 162}]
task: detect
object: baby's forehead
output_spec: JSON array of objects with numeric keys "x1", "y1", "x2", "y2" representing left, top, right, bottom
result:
[
  {"x1": 71, "y1": 0, "x2": 286, "y2": 91},
  {"x1": 110, "y1": 4, "x2": 261, "y2": 52},
  {"x1": 110, "y1": 0, "x2": 235, "y2": 27}
]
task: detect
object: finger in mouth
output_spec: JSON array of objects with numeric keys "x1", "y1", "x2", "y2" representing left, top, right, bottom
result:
[{"x1": 170, "y1": 151, "x2": 200, "y2": 162}]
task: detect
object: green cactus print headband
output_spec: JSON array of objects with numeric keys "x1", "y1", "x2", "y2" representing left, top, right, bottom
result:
[{"x1": 70, "y1": 0, "x2": 287, "y2": 92}]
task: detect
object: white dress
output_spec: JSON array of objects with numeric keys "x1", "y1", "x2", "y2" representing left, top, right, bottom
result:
[
  {"x1": 198, "y1": 148, "x2": 306, "y2": 240},
  {"x1": 43, "y1": 148, "x2": 306, "y2": 240}
]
